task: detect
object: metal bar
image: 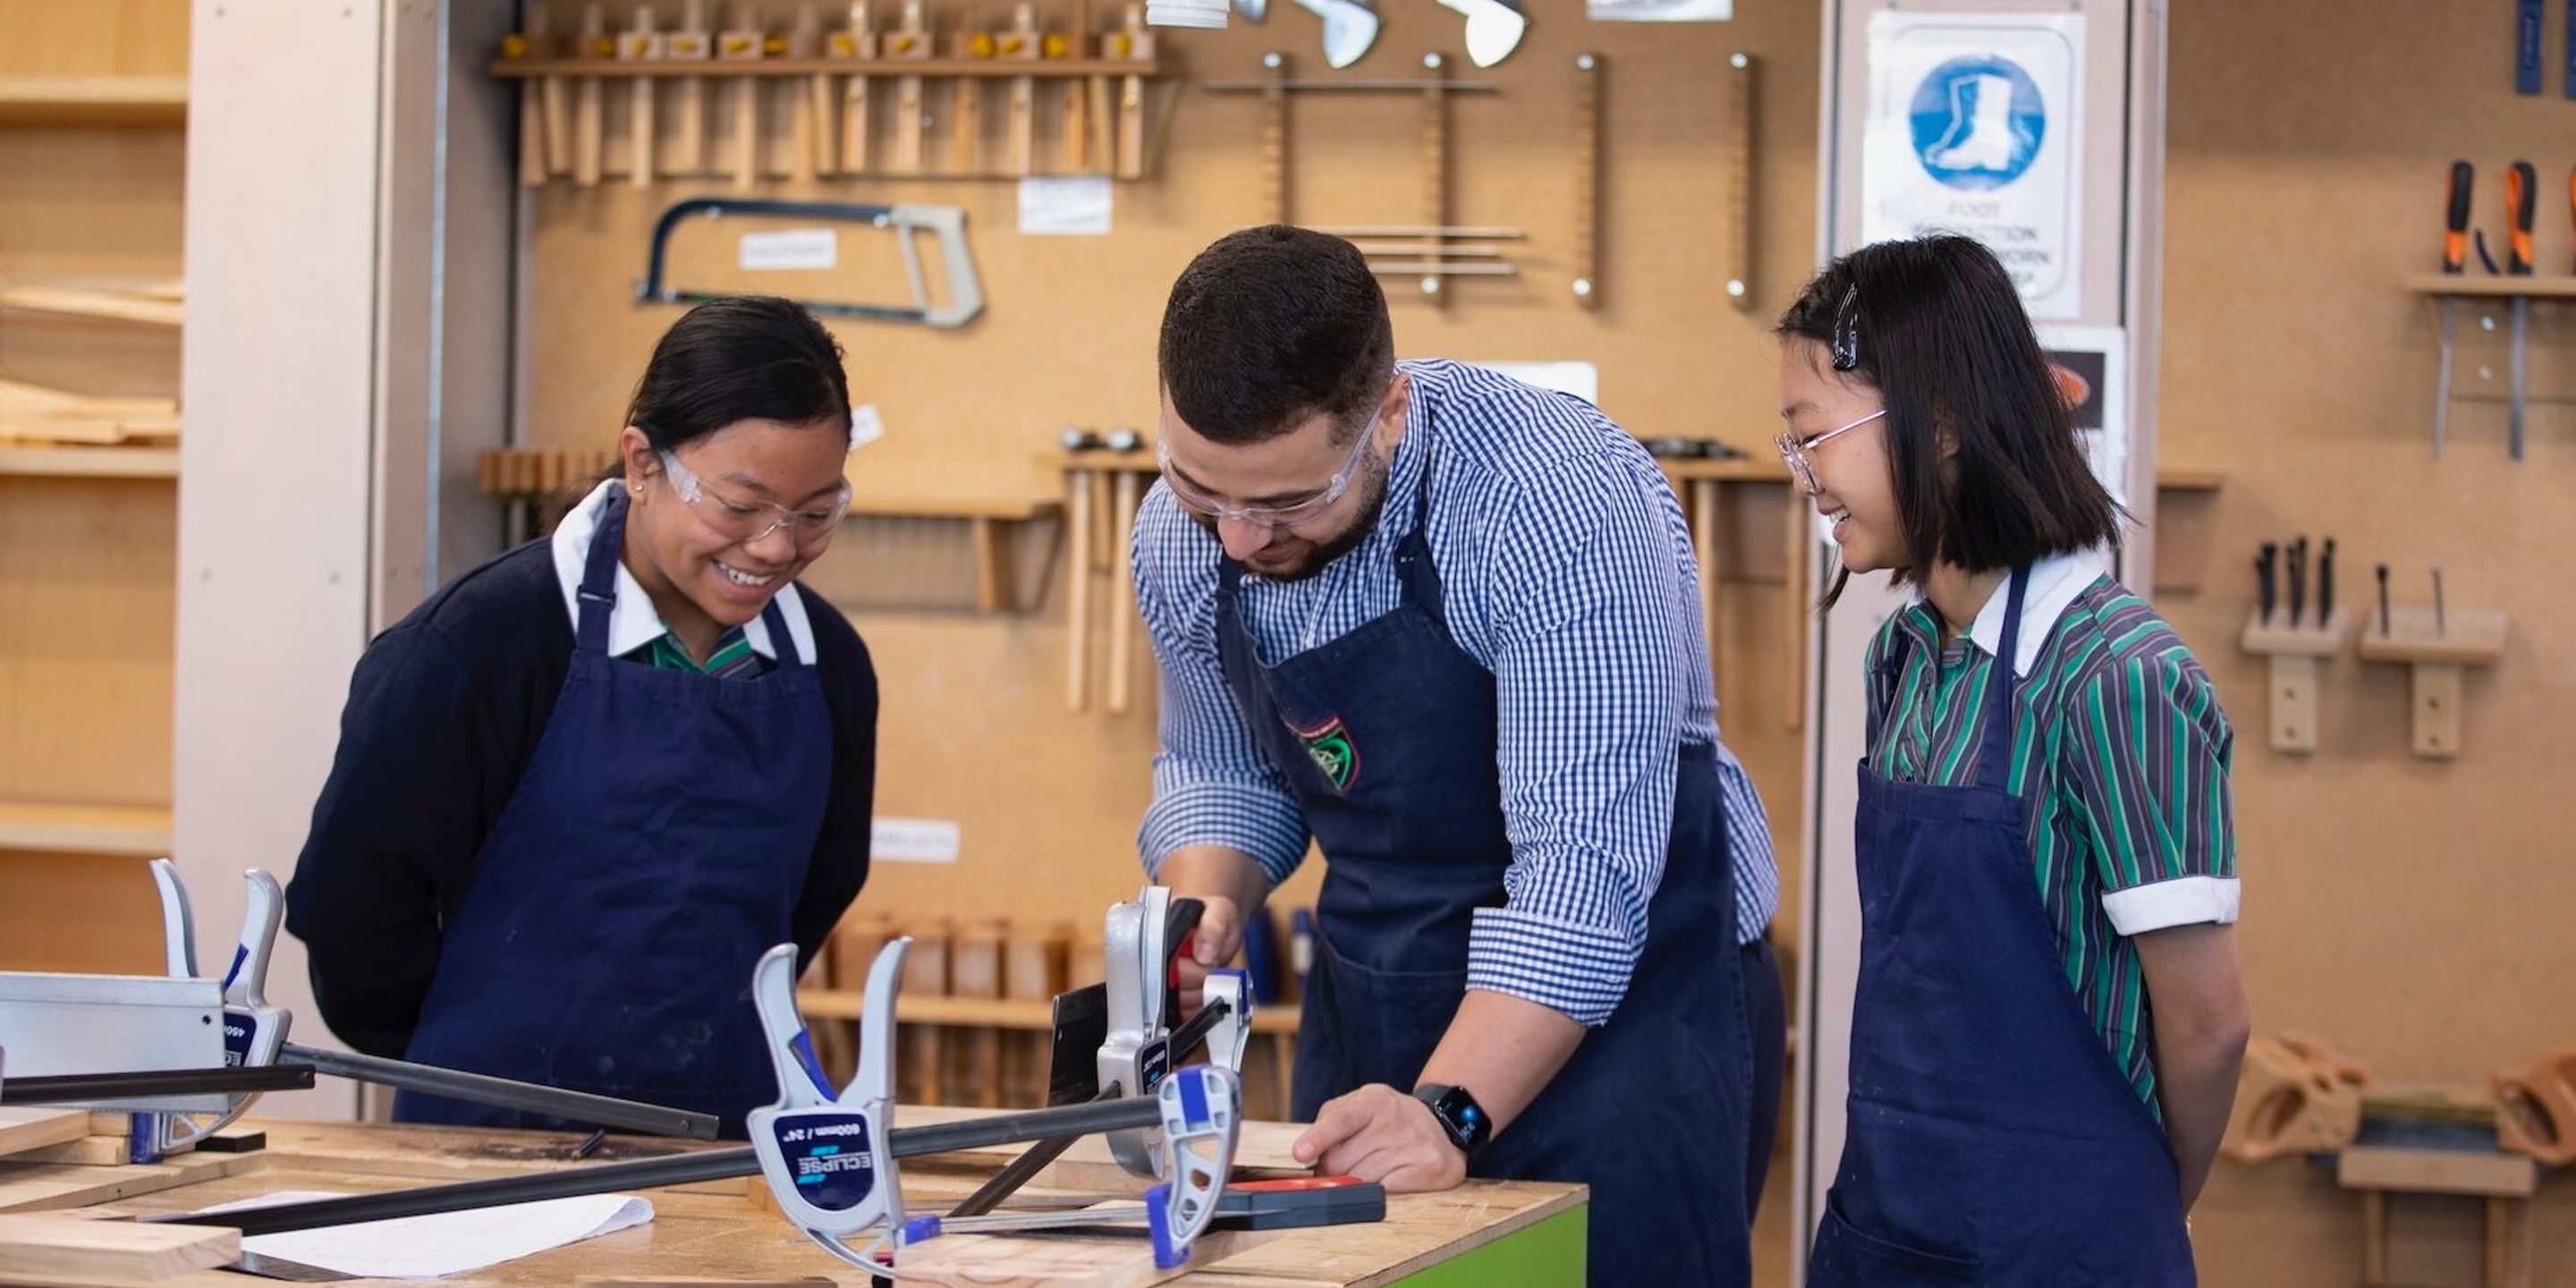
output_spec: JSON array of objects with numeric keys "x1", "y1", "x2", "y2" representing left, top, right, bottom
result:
[
  {"x1": 2, "y1": 1064, "x2": 315, "y2": 1106},
  {"x1": 282, "y1": 1044, "x2": 719, "y2": 1140},
  {"x1": 152, "y1": 1095, "x2": 1170, "y2": 1236}
]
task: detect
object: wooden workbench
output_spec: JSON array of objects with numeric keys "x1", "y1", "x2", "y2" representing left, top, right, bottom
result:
[{"x1": 13, "y1": 1116, "x2": 1586, "y2": 1287}]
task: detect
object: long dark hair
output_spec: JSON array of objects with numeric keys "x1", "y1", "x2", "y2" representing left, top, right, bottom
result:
[
  {"x1": 627, "y1": 295, "x2": 853, "y2": 451},
  {"x1": 1776, "y1": 235, "x2": 2119, "y2": 606}
]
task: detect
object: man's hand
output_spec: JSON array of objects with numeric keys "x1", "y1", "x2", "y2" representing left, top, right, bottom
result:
[
  {"x1": 1292, "y1": 1084, "x2": 1468, "y2": 1193},
  {"x1": 1174, "y1": 894, "x2": 1242, "y2": 1020}
]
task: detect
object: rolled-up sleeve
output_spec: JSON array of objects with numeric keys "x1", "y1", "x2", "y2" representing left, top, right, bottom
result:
[
  {"x1": 1131, "y1": 491, "x2": 1311, "y2": 886},
  {"x1": 2067, "y1": 650, "x2": 2241, "y2": 936},
  {"x1": 1469, "y1": 460, "x2": 1689, "y2": 1026}
]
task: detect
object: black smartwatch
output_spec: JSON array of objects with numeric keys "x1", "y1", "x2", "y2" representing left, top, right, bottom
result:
[{"x1": 1412, "y1": 1083, "x2": 1493, "y2": 1159}]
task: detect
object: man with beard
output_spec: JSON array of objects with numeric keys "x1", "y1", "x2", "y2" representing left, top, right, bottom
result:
[{"x1": 1130, "y1": 225, "x2": 1783, "y2": 1285}]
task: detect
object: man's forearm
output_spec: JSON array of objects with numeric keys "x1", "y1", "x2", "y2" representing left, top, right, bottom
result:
[
  {"x1": 1415, "y1": 989, "x2": 1587, "y2": 1138},
  {"x1": 1154, "y1": 844, "x2": 1273, "y2": 918}
]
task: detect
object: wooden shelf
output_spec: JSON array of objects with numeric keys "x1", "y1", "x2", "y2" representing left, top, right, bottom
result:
[
  {"x1": 2401, "y1": 274, "x2": 2576, "y2": 300},
  {"x1": 0, "y1": 446, "x2": 179, "y2": 479},
  {"x1": 490, "y1": 56, "x2": 1164, "y2": 80},
  {"x1": 0, "y1": 801, "x2": 173, "y2": 857},
  {"x1": 0, "y1": 77, "x2": 187, "y2": 126},
  {"x1": 800, "y1": 989, "x2": 1303, "y2": 1037}
]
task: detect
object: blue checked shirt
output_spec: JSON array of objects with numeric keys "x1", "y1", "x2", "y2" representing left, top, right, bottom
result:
[{"x1": 1133, "y1": 360, "x2": 1780, "y2": 1027}]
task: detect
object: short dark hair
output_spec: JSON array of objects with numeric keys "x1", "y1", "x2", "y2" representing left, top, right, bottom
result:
[
  {"x1": 1777, "y1": 235, "x2": 2119, "y2": 603},
  {"x1": 1158, "y1": 225, "x2": 1394, "y2": 445},
  {"x1": 625, "y1": 296, "x2": 853, "y2": 452}
]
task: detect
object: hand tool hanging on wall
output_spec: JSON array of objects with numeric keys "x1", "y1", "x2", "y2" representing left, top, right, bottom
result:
[
  {"x1": 1116, "y1": 4, "x2": 1154, "y2": 181},
  {"x1": 891, "y1": 0, "x2": 931, "y2": 174},
  {"x1": 792, "y1": 2, "x2": 830, "y2": 182},
  {"x1": 1287, "y1": 0, "x2": 1377, "y2": 69},
  {"x1": 575, "y1": 4, "x2": 609, "y2": 185},
  {"x1": 1571, "y1": 54, "x2": 1601, "y2": 307},
  {"x1": 505, "y1": 4, "x2": 558, "y2": 186},
  {"x1": 1436, "y1": 0, "x2": 1526, "y2": 68},
  {"x1": 2506, "y1": 159, "x2": 2536, "y2": 461},
  {"x1": 1724, "y1": 52, "x2": 1758, "y2": 309},
  {"x1": 834, "y1": 2, "x2": 876, "y2": 173},
  {"x1": 671, "y1": 1, "x2": 712, "y2": 174},
  {"x1": 640, "y1": 197, "x2": 985, "y2": 327},
  {"x1": 2432, "y1": 566, "x2": 2446, "y2": 635},
  {"x1": 621, "y1": 5, "x2": 662, "y2": 187},
  {"x1": 2297, "y1": 533, "x2": 2318, "y2": 628},
  {"x1": 2518, "y1": 0, "x2": 2545, "y2": 93},
  {"x1": 1006, "y1": 4, "x2": 1042, "y2": 176},
  {"x1": 953, "y1": 8, "x2": 990, "y2": 176},
  {"x1": 2434, "y1": 161, "x2": 2471, "y2": 458},
  {"x1": 2318, "y1": 538, "x2": 2336, "y2": 627},
  {"x1": 2376, "y1": 564, "x2": 2390, "y2": 636},
  {"x1": 2256, "y1": 541, "x2": 2277, "y2": 625},
  {"x1": 720, "y1": 3, "x2": 765, "y2": 188}
]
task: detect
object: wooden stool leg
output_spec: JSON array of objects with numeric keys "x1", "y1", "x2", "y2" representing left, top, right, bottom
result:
[
  {"x1": 2361, "y1": 1191, "x2": 2388, "y2": 1286},
  {"x1": 2485, "y1": 1196, "x2": 2510, "y2": 1288}
]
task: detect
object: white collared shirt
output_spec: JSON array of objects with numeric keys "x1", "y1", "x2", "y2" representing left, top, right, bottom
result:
[{"x1": 551, "y1": 480, "x2": 817, "y2": 662}]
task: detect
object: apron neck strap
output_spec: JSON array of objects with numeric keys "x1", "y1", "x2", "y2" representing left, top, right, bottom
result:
[
  {"x1": 1972, "y1": 564, "x2": 2033, "y2": 792},
  {"x1": 758, "y1": 595, "x2": 802, "y2": 667},
  {"x1": 574, "y1": 487, "x2": 630, "y2": 655}
]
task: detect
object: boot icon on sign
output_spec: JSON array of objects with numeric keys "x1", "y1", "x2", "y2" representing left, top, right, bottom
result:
[{"x1": 1909, "y1": 55, "x2": 2046, "y2": 191}]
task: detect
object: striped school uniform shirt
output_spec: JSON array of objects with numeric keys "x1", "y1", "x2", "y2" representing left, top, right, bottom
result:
[{"x1": 1864, "y1": 548, "x2": 2240, "y2": 1114}]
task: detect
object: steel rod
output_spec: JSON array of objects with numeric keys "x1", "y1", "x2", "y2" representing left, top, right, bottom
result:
[
  {"x1": 2, "y1": 1064, "x2": 315, "y2": 1106},
  {"x1": 283, "y1": 1044, "x2": 719, "y2": 1140}
]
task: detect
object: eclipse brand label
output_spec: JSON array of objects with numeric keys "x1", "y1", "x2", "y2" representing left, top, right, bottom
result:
[
  {"x1": 222, "y1": 1012, "x2": 260, "y2": 1066},
  {"x1": 769, "y1": 1113, "x2": 878, "y2": 1211}
]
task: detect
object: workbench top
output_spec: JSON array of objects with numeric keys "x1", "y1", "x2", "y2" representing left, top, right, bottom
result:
[{"x1": 17, "y1": 1116, "x2": 1586, "y2": 1287}]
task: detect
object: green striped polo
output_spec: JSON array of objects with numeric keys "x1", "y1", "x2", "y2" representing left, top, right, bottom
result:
[
  {"x1": 1863, "y1": 548, "x2": 2240, "y2": 1116},
  {"x1": 632, "y1": 627, "x2": 768, "y2": 677}
]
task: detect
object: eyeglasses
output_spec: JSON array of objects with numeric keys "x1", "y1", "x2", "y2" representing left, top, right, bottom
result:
[
  {"x1": 657, "y1": 450, "x2": 853, "y2": 548},
  {"x1": 1156, "y1": 396, "x2": 1387, "y2": 530},
  {"x1": 1775, "y1": 408, "x2": 1886, "y2": 495}
]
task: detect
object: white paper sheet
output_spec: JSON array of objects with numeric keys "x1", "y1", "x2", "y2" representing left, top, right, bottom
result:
[{"x1": 197, "y1": 1190, "x2": 654, "y2": 1279}]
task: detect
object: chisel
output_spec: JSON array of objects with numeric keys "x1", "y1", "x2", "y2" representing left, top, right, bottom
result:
[
  {"x1": 2286, "y1": 537, "x2": 2307, "y2": 629},
  {"x1": 2318, "y1": 538, "x2": 2335, "y2": 627},
  {"x1": 2507, "y1": 160, "x2": 2536, "y2": 461},
  {"x1": 2436, "y1": 161, "x2": 2472, "y2": 458},
  {"x1": 2519, "y1": 0, "x2": 2544, "y2": 93},
  {"x1": 2257, "y1": 542, "x2": 2278, "y2": 625}
]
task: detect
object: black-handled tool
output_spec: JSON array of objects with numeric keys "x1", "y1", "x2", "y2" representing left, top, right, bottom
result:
[
  {"x1": 2377, "y1": 564, "x2": 2391, "y2": 636},
  {"x1": 2433, "y1": 567, "x2": 2447, "y2": 636},
  {"x1": 2318, "y1": 538, "x2": 2336, "y2": 626},
  {"x1": 2297, "y1": 538, "x2": 2318, "y2": 628},
  {"x1": 2508, "y1": 160, "x2": 2537, "y2": 460},
  {"x1": 2445, "y1": 161, "x2": 2474, "y2": 274},
  {"x1": 2521, "y1": 0, "x2": 2546, "y2": 93},
  {"x1": 2258, "y1": 542, "x2": 2278, "y2": 624},
  {"x1": 2435, "y1": 161, "x2": 2474, "y2": 458}
]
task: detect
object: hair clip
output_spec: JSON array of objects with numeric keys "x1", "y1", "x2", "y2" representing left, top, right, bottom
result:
[{"x1": 1830, "y1": 284, "x2": 1862, "y2": 371}]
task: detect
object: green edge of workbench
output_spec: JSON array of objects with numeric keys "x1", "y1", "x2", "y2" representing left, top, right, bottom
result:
[{"x1": 1385, "y1": 1203, "x2": 1586, "y2": 1288}]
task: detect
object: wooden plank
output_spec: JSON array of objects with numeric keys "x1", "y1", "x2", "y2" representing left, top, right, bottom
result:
[
  {"x1": 0, "y1": 801, "x2": 174, "y2": 854},
  {"x1": 0, "y1": 1111, "x2": 89, "y2": 1159},
  {"x1": 5, "y1": 1136, "x2": 130, "y2": 1167},
  {"x1": 579, "y1": 1280, "x2": 835, "y2": 1287},
  {"x1": 0, "y1": 1214, "x2": 236, "y2": 1284},
  {"x1": 2355, "y1": 607, "x2": 2509, "y2": 666},
  {"x1": 0, "y1": 76, "x2": 186, "y2": 126},
  {"x1": 0, "y1": 285, "x2": 183, "y2": 328},
  {"x1": 0, "y1": 1151, "x2": 250, "y2": 1214},
  {"x1": 0, "y1": 447, "x2": 179, "y2": 479},
  {"x1": 895, "y1": 1228, "x2": 1270, "y2": 1286},
  {"x1": 2400, "y1": 273, "x2": 2576, "y2": 299},
  {"x1": 2338, "y1": 1145, "x2": 2538, "y2": 1198}
]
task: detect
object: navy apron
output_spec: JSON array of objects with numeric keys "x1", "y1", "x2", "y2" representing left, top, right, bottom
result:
[
  {"x1": 1216, "y1": 447, "x2": 1751, "y2": 1285},
  {"x1": 397, "y1": 488, "x2": 834, "y2": 1139},
  {"x1": 1809, "y1": 569, "x2": 2197, "y2": 1286}
]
